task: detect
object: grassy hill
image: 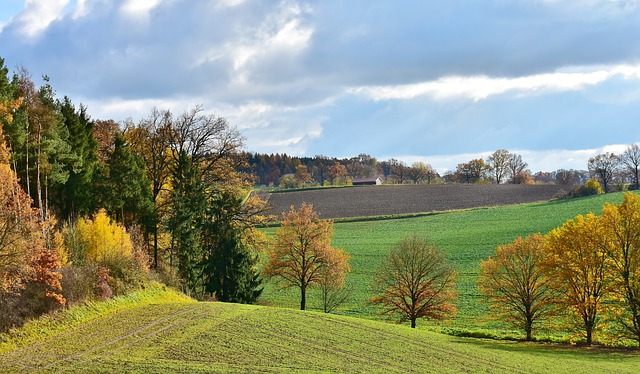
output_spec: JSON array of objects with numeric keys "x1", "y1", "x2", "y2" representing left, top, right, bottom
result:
[
  {"x1": 261, "y1": 192, "x2": 635, "y2": 335},
  {"x1": 2, "y1": 289, "x2": 639, "y2": 373}
]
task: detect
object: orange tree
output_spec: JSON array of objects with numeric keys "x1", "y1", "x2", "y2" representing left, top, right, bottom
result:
[
  {"x1": 479, "y1": 234, "x2": 556, "y2": 340},
  {"x1": 371, "y1": 235, "x2": 457, "y2": 328},
  {"x1": 264, "y1": 203, "x2": 347, "y2": 310},
  {"x1": 545, "y1": 213, "x2": 611, "y2": 345}
]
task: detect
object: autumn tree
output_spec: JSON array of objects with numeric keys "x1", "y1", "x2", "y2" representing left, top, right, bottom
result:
[
  {"x1": 479, "y1": 234, "x2": 556, "y2": 340},
  {"x1": 545, "y1": 213, "x2": 611, "y2": 345},
  {"x1": 371, "y1": 235, "x2": 457, "y2": 328},
  {"x1": 487, "y1": 149, "x2": 511, "y2": 184},
  {"x1": 455, "y1": 158, "x2": 488, "y2": 183},
  {"x1": 0, "y1": 125, "x2": 64, "y2": 330},
  {"x1": 125, "y1": 109, "x2": 172, "y2": 268},
  {"x1": 328, "y1": 161, "x2": 348, "y2": 185},
  {"x1": 588, "y1": 152, "x2": 619, "y2": 193},
  {"x1": 599, "y1": 193, "x2": 640, "y2": 345},
  {"x1": 264, "y1": 203, "x2": 347, "y2": 310},
  {"x1": 408, "y1": 161, "x2": 437, "y2": 184},
  {"x1": 621, "y1": 145, "x2": 640, "y2": 190},
  {"x1": 317, "y1": 246, "x2": 350, "y2": 313},
  {"x1": 294, "y1": 164, "x2": 312, "y2": 187}
]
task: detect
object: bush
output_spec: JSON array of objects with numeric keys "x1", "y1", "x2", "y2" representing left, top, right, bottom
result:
[{"x1": 570, "y1": 178, "x2": 604, "y2": 197}]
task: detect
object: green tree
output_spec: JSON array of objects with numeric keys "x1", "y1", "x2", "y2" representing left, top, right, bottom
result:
[
  {"x1": 103, "y1": 134, "x2": 153, "y2": 228},
  {"x1": 202, "y1": 192, "x2": 262, "y2": 304}
]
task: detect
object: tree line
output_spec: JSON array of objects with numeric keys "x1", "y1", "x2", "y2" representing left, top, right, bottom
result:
[
  {"x1": 0, "y1": 58, "x2": 269, "y2": 330},
  {"x1": 480, "y1": 193, "x2": 640, "y2": 346}
]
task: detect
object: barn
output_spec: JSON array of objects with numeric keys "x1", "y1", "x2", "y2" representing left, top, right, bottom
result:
[{"x1": 352, "y1": 177, "x2": 383, "y2": 186}]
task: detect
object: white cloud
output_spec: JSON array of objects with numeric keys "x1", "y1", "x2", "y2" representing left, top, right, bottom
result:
[
  {"x1": 351, "y1": 65, "x2": 640, "y2": 102},
  {"x1": 119, "y1": 0, "x2": 162, "y2": 20},
  {"x1": 12, "y1": 0, "x2": 70, "y2": 38}
]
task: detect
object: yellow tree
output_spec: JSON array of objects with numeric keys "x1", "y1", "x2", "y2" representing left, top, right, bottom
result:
[
  {"x1": 479, "y1": 234, "x2": 556, "y2": 340},
  {"x1": 264, "y1": 203, "x2": 343, "y2": 310},
  {"x1": 600, "y1": 192, "x2": 640, "y2": 346},
  {"x1": 317, "y1": 246, "x2": 350, "y2": 313},
  {"x1": 371, "y1": 235, "x2": 457, "y2": 328},
  {"x1": 545, "y1": 213, "x2": 611, "y2": 345}
]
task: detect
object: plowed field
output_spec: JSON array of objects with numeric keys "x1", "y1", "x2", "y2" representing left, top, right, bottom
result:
[{"x1": 266, "y1": 184, "x2": 565, "y2": 219}]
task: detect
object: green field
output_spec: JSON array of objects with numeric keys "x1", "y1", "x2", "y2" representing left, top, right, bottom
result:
[
  {"x1": 2, "y1": 288, "x2": 640, "y2": 373},
  {"x1": 261, "y1": 192, "x2": 633, "y2": 334}
]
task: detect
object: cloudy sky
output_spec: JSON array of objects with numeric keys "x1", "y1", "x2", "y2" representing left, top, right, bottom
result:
[{"x1": 1, "y1": 0, "x2": 639, "y2": 172}]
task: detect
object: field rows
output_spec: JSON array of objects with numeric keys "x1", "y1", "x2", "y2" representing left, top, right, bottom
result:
[
  {"x1": 266, "y1": 184, "x2": 565, "y2": 219},
  {"x1": 3, "y1": 301, "x2": 639, "y2": 373}
]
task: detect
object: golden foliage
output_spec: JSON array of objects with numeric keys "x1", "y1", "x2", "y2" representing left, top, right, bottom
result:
[{"x1": 75, "y1": 209, "x2": 134, "y2": 264}]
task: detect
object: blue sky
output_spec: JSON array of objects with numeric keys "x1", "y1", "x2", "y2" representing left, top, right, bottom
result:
[{"x1": 1, "y1": 0, "x2": 640, "y2": 172}]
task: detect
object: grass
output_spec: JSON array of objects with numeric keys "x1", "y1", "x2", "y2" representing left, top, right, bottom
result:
[
  {"x1": 0, "y1": 282, "x2": 194, "y2": 354},
  {"x1": 260, "y1": 192, "x2": 634, "y2": 334},
  {"x1": 2, "y1": 295, "x2": 639, "y2": 373}
]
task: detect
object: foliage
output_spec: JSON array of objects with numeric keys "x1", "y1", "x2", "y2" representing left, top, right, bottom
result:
[
  {"x1": 202, "y1": 192, "x2": 263, "y2": 304},
  {"x1": 588, "y1": 152, "x2": 620, "y2": 193},
  {"x1": 264, "y1": 203, "x2": 347, "y2": 310},
  {"x1": 545, "y1": 213, "x2": 611, "y2": 345},
  {"x1": 599, "y1": 193, "x2": 640, "y2": 346},
  {"x1": 371, "y1": 235, "x2": 457, "y2": 328},
  {"x1": 479, "y1": 234, "x2": 556, "y2": 340},
  {"x1": 571, "y1": 178, "x2": 604, "y2": 197},
  {"x1": 317, "y1": 246, "x2": 351, "y2": 313}
]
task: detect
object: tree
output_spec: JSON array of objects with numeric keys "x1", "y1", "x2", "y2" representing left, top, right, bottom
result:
[
  {"x1": 487, "y1": 149, "x2": 511, "y2": 184},
  {"x1": 599, "y1": 193, "x2": 640, "y2": 346},
  {"x1": 328, "y1": 161, "x2": 348, "y2": 185},
  {"x1": 264, "y1": 203, "x2": 345, "y2": 310},
  {"x1": 371, "y1": 235, "x2": 457, "y2": 328},
  {"x1": 294, "y1": 164, "x2": 312, "y2": 187},
  {"x1": 408, "y1": 161, "x2": 437, "y2": 184},
  {"x1": 0, "y1": 125, "x2": 64, "y2": 330},
  {"x1": 455, "y1": 158, "x2": 488, "y2": 183},
  {"x1": 125, "y1": 109, "x2": 172, "y2": 268},
  {"x1": 202, "y1": 190, "x2": 264, "y2": 304},
  {"x1": 102, "y1": 134, "x2": 153, "y2": 228},
  {"x1": 621, "y1": 145, "x2": 640, "y2": 190},
  {"x1": 317, "y1": 246, "x2": 350, "y2": 313},
  {"x1": 588, "y1": 152, "x2": 619, "y2": 193},
  {"x1": 545, "y1": 213, "x2": 611, "y2": 345},
  {"x1": 508, "y1": 154, "x2": 530, "y2": 184},
  {"x1": 479, "y1": 234, "x2": 556, "y2": 340}
]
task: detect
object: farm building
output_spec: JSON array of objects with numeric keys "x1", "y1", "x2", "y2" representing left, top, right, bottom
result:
[{"x1": 352, "y1": 177, "x2": 383, "y2": 185}]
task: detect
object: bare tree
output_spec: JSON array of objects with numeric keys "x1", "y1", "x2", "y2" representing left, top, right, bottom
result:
[
  {"x1": 371, "y1": 235, "x2": 457, "y2": 328},
  {"x1": 508, "y1": 154, "x2": 529, "y2": 184},
  {"x1": 588, "y1": 153, "x2": 620, "y2": 193},
  {"x1": 621, "y1": 145, "x2": 640, "y2": 190},
  {"x1": 487, "y1": 149, "x2": 511, "y2": 184}
]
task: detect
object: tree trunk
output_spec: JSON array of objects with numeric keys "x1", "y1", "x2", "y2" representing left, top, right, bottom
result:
[
  {"x1": 300, "y1": 284, "x2": 306, "y2": 310},
  {"x1": 585, "y1": 319, "x2": 593, "y2": 346},
  {"x1": 411, "y1": 318, "x2": 416, "y2": 329}
]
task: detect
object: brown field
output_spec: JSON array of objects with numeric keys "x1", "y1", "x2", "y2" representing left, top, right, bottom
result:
[{"x1": 265, "y1": 184, "x2": 566, "y2": 219}]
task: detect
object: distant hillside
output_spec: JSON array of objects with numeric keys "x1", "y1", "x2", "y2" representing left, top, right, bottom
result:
[
  {"x1": 266, "y1": 184, "x2": 565, "y2": 219},
  {"x1": 2, "y1": 292, "x2": 639, "y2": 373}
]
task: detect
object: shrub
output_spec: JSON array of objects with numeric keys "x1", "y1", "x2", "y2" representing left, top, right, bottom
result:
[{"x1": 570, "y1": 178, "x2": 604, "y2": 197}]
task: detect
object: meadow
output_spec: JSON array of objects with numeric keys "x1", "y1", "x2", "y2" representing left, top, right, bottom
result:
[
  {"x1": 2, "y1": 288, "x2": 639, "y2": 373},
  {"x1": 261, "y1": 192, "x2": 632, "y2": 335}
]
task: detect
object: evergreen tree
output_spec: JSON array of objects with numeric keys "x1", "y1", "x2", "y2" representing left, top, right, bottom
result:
[
  {"x1": 103, "y1": 134, "x2": 153, "y2": 228},
  {"x1": 202, "y1": 193, "x2": 262, "y2": 304}
]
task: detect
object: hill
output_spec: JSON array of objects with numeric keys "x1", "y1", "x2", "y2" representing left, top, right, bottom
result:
[
  {"x1": 265, "y1": 184, "x2": 565, "y2": 219},
  {"x1": 261, "y1": 192, "x2": 634, "y2": 334},
  {"x1": 1, "y1": 290, "x2": 639, "y2": 373}
]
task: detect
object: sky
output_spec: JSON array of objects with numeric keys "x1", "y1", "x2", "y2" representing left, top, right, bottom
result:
[{"x1": 1, "y1": 0, "x2": 640, "y2": 173}]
